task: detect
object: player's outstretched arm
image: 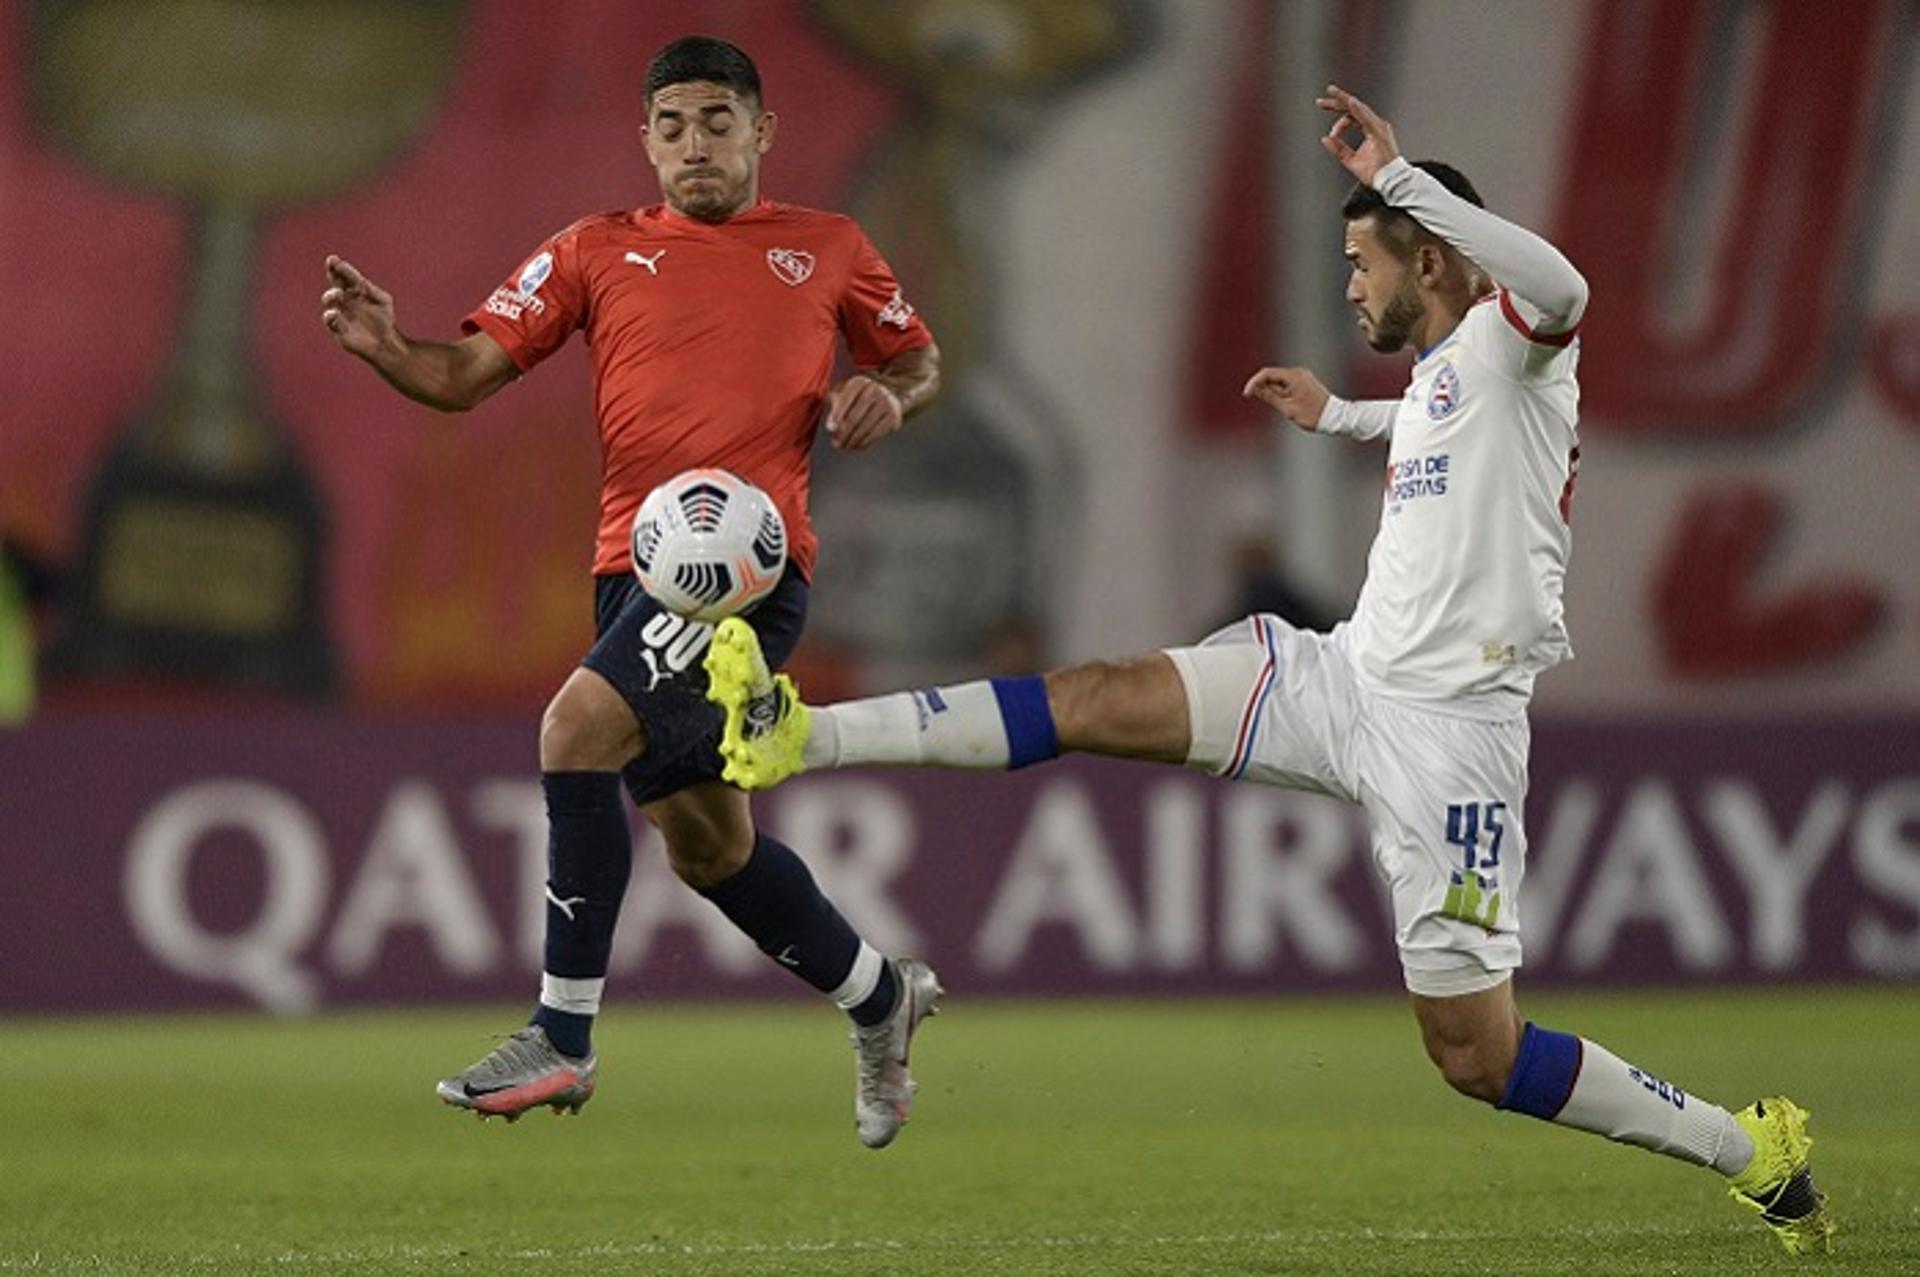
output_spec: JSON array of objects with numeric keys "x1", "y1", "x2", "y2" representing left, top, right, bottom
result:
[
  {"x1": 321, "y1": 255, "x2": 517, "y2": 412},
  {"x1": 1318, "y1": 85, "x2": 1587, "y2": 336},
  {"x1": 1244, "y1": 366, "x2": 1396, "y2": 442},
  {"x1": 1244, "y1": 365, "x2": 1330, "y2": 430},
  {"x1": 825, "y1": 343, "x2": 941, "y2": 451}
]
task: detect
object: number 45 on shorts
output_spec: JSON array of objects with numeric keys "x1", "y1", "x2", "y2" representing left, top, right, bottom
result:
[{"x1": 1442, "y1": 801, "x2": 1506, "y2": 930}]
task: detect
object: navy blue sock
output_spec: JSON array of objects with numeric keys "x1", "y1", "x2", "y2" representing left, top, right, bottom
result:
[
  {"x1": 850, "y1": 958, "x2": 899, "y2": 1029},
  {"x1": 529, "y1": 771, "x2": 632, "y2": 1059},
  {"x1": 698, "y1": 834, "x2": 898, "y2": 1026}
]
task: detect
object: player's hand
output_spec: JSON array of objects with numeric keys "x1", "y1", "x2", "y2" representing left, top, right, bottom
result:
[
  {"x1": 1316, "y1": 84, "x2": 1400, "y2": 187},
  {"x1": 825, "y1": 374, "x2": 904, "y2": 451},
  {"x1": 321, "y1": 255, "x2": 398, "y2": 361},
  {"x1": 1243, "y1": 365, "x2": 1331, "y2": 431}
]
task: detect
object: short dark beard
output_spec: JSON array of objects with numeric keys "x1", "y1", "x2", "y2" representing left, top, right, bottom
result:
[
  {"x1": 670, "y1": 184, "x2": 750, "y2": 223},
  {"x1": 1365, "y1": 275, "x2": 1425, "y2": 353}
]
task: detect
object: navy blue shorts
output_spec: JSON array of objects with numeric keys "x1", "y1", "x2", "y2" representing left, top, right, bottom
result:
[{"x1": 582, "y1": 566, "x2": 809, "y2": 806}]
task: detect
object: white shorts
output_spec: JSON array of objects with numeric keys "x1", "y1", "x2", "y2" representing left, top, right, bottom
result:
[{"x1": 1165, "y1": 615, "x2": 1529, "y2": 997}]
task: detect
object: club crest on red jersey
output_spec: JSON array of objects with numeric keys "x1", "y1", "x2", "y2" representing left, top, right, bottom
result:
[{"x1": 766, "y1": 248, "x2": 815, "y2": 286}]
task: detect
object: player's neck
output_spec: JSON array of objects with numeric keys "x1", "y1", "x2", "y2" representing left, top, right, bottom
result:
[{"x1": 1411, "y1": 287, "x2": 1480, "y2": 356}]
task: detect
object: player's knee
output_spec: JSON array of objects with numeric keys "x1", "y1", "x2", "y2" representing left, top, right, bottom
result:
[
  {"x1": 660, "y1": 818, "x2": 753, "y2": 889},
  {"x1": 1427, "y1": 1039, "x2": 1510, "y2": 1104},
  {"x1": 539, "y1": 695, "x2": 640, "y2": 771},
  {"x1": 660, "y1": 825, "x2": 748, "y2": 887}
]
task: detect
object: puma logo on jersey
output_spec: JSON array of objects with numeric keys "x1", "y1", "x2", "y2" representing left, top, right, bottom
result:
[
  {"x1": 640, "y1": 648, "x2": 673, "y2": 691},
  {"x1": 624, "y1": 249, "x2": 665, "y2": 275}
]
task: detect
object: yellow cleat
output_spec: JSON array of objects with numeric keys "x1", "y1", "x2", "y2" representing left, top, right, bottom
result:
[
  {"x1": 1728, "y1": 1096, "x2": 1833, "y2": 1256},
  {"x1": 704, "y1": 617, "x2": 811, "y2": 791}
]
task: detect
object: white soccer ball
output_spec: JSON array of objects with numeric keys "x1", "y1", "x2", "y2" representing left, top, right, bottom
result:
[{"x1": 630, "y1": 469, "x2": 788, "y2": 622}]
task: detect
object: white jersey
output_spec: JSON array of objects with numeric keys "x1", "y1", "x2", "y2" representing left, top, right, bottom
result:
[{"x1": 1319, "y1": 157, "x2": 1586, "y2": 717}]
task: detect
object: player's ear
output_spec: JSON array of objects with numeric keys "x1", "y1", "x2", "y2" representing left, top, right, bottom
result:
[
  {"x1": 638, "y1": 122, "x2": 656, "y2": 164},
  {"x1": 755, "y1": 108, "x2": 778, "y2": 155},
  {"x1": 1416, "y1": 241, "x2": 1447, "y2": 287}
]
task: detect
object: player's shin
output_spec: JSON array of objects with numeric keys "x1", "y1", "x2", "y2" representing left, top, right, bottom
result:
[
  {"x1": 1496, "y1": 1023, "x2": 1755, "y2": 1175},
  {"x1": 530, "y1": 771, "x2": 634, "y2": 1059},
  {"x1": 809, "y1": 676, "x2": 1059, "y2": 771},
  {"x1": 697, "y1": 833, "x2": 897, "y2": 1026}
]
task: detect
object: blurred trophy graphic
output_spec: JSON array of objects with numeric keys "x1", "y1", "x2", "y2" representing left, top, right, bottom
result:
[
  {"x1": 809, "y1": 0, "x2": 1148, "y2": 685},
  {"x1": 31, "y1": 0, "x2": 463, "y2": 695}
]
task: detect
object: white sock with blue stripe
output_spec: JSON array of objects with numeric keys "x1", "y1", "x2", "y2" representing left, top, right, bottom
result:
[
  {"x1": 804, "y1": 677, "x2": 1058, "y2": 771},
  {"x1": 1498, "y1": 1023, "x2": 1754, "y2": 1175}
]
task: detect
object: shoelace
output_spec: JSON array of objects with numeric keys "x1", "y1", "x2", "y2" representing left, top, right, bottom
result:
[
  {"x1": 852, "y1": 1019, "x2": 903, "y2": 1103},
  {"x1": 468, "y1": 1029, "x2": 553, "y2": 1081}
]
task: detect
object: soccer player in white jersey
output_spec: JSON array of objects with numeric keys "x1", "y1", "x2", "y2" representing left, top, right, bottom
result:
[{"x1": 705, "y1": 85, "x2": 1831, "y2": 1255}]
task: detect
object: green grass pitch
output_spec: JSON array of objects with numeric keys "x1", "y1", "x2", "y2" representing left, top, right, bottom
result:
[{"x1": 1, "y1": 988, "x2": 1914, "y2": 1274}]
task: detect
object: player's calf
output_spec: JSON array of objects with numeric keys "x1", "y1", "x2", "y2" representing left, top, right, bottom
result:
[{"x1": 1413, "y1": 985, "x2": 1524, "y2": 1105}]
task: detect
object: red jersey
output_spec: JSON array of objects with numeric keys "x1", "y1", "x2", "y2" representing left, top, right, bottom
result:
[{"x1": 462, "y1": 200, "x2": 933, "y2": 579}]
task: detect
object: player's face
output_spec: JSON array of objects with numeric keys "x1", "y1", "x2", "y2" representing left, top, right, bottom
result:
[
  {"x1": 643, "y1": 82, "x2": 777, "y2": 221},
  {"x1": 1343, "y1": 217, "x2": 1423, "y2": 353}
]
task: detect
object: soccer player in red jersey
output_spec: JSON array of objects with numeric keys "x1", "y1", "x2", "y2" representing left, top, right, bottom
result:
[{"x1": 322, "y1": 36, "x2": 944, "y2": 1149}]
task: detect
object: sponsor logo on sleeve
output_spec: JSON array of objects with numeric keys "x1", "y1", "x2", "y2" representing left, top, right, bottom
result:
[
  {"x1": 517, "y1": 251, "x2": 554, "y2": 296},
  {"x1": 877, "y1": 289, "x2": 915, "y2": 330},
  {"x1": 483, "y1": 250, "x2": 556, "y2": 322},
  {"x1": 483, "y1": 288, "x2": 543, "y2": 321}
]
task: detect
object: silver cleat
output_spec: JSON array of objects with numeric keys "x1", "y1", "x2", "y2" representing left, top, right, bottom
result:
[
  {"x1": 436, "y1": 1025, "x2": 596, "y2": 1119},
  {"x1": 853, "y1": 958, "x2": 944, "y2": 1149}
]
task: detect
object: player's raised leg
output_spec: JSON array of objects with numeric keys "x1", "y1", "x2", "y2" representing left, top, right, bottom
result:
[
  {"x1": 651, "y1": 780, "x2": 943, "y2": 1149},
  {"x1": 1416, "y1": 980, "x2": 1832, "y2": 1255},
  {"x1": 705, "y1": 615, "x2": 1190, "y2": 790}
]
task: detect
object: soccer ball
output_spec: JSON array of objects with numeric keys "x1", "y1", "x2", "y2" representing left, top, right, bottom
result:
[{"x1": 630, "y1": 469, "x2": 788, "y2": 622}]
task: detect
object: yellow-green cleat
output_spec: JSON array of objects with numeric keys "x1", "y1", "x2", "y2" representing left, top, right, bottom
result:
[
  {"x1": 705, "y1": 617, "x2": 811, "y2": 791},
  {"x1": 1727, "y1": 1096, "x2": 1832, "y2": 1256}
]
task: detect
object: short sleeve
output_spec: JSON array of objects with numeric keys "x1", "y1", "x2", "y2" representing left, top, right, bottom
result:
[
  {"x1": 461, "y1": 230, "x2": 588, "y2": 372},
  {"x1": 837, "y1": 228, "x2": 933, "y2": 369}
]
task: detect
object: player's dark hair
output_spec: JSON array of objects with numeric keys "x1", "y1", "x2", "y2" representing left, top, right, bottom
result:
[
  {"x1": 645, "y1": 35, "x2": 762, "y2": 111},
  {"x1": 1342, "y1": 160, "x2": 1483, "y2": 259}
]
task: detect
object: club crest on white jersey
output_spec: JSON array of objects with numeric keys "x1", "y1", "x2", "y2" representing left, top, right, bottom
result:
[{"x1": 1427, "y1": 361, "x2": 1462, "y2": 420}]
